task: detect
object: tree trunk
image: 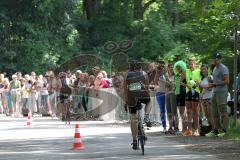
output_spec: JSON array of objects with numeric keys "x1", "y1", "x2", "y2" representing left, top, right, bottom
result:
[
  {"x1": 133, "y1": 0, "x2": 144, "y2": 20},
  {"x1": 133, "y1": 0, "x2": 157, "y2": 20},
  {"x1": 83, "y1": 0, "x2": 98, "y2": 48},
  {"x1": 83, "y1": 0, "x2": 96, "y2": 20},
  {"x1": 171, "y1": 0, "x2": 179, "y2": 27}
]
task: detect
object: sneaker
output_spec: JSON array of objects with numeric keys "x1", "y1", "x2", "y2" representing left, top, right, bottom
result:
[
  {"x1": 48, "y1": 110, "x2": 52, "y2": 116},
  {"x1": 146, "y1": 121, "x2": 152, "y2": 127},
  {"x1": 163, "y1": 128, "x2": 167, "y2": 134},
  {"x1": 217, "y1": 130, "x2": 226, "y2": 138},
  {"x1": 166, "y1": 128, "x2": 175, "y2": 135},
  {"x1": 205, "y1": 130, "x2": 218, "y2": 137},
  {"x1": 193, "y1": 130, "x2": 200, "y2": 136},
  {"x1": 131, "y1": 140, "x2": 138, "y2": 150},
  {"x1": 174, "y1": 129, "x2": 181, "y2": 136},
  {"x1": 183, "y1": 130, "x2": 192, "y2": 136}
]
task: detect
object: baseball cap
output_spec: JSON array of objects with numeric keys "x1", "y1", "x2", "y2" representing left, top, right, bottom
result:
[
  {"x1": 76, "y1": 70, "x2": 82, "y2": 74},
  {"x1": 213, "y1": 53, "x2": 222, "y2": 59}
]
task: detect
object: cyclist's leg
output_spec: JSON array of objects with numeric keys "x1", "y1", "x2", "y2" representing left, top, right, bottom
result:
[
  {"x1": 59, "y1": 95, "x2": 66, "y2": 119},
  {"x1": 130, "y1": 108, "x2": 138, "y2": 141},
  {"x1": 129, "y1": 102, "x2": 141, "y2": 150}
]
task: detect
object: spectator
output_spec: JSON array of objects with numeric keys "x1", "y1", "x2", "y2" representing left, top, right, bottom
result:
[
  {"x1": 87, "y1": 75, "x2": 95, "y2": 89},
  {"x1": 154, "y1": 60, "x2": 167, "y2": 132},
  {"x1": 91, "y1": 66, "x2": 101, "y2": 77},
  {"x1": 147, "y1": 62, "x2": 157, "y2": 85},
  {"x1": 22, "y1": 75, "x2": 32, "y2": 113},
  {"x1": 66, "y1": 70, "x2": 73, "y2": 85},
  {"x1": 10, "y1": 74, "x2": 21, "y2": 117},
  {"x1": 198, "y1": 64, "x2": 213, "y2": 129},
  {"x1": 38, "y1": 75, "x2": 51, "y2": 115},
  {"x1": 31, "y1": 72, "x2": 37, "y2": 82},
  {"x1": 184, "y1": 59, "x2": 201, "y2": 136},
  {"x1": 102, "y1": 70, "x2": 114, "y2": 87},
  {"x1": 95, "y1": 72, "x2": 109, "y2": 89},
  {"x1": 165, "y1": 63, "x2": 179, "y2": 134},
  {"x1": 29, "y1": 79, "x2": 39, "y2": 114},
  {"x1": 16, "y1": 72, "x2": 22, "y2": 81},
  {"x1": 0, "y1": 74, "x2": 4, "y2": 114},
  {"x1": 3, "y1": 78, "x2": 12, "y2": 116},
  {"x1": 174, "y1": 60, "x2": 187, "y2": 134},
  {"x1": 206, "y1": 53, "x2": 230, "y2": 138},
  {"x1": 47, "y1": 71, "x2": 61, "y2": 116}
]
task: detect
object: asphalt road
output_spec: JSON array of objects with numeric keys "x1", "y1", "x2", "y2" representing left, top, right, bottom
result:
[{"x1": 0, "y1": 117, "x2": 218, "y2": 160}]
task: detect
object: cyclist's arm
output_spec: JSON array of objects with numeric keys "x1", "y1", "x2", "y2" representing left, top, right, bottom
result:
[
  {"x1": 143, "y1": 72, "x2": 149, "y2": 90},
  {"x1": 123, "y1": 73, "x2": 128, "y2": 104}
]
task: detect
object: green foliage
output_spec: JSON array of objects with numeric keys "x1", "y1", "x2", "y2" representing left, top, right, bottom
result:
[
  {"x1": 131, "y1": 11, "x2": 176, "y2": 60},
  {"x1": 0, "y1": 0, "x2": 239, "y2": 76},
  {"x1": 227, "y1": 117, "x2": 240, "y2": 139}
]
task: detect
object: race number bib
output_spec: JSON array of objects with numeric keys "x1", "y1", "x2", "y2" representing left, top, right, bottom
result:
[{"x1": 128, "y1": 82, "x2": 142, "y2": 91}]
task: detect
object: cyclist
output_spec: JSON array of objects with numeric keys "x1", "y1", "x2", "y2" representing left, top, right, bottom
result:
[
  {"x1": 124, "y1": 60, "x2": 150, "y2": 150},
  {"x1": 58, "y1": 72, "x2": 72, "y2": 122}
]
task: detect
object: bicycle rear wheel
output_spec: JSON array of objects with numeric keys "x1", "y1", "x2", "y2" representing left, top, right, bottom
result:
[{"x1": 138, "y1": 122, "x2": 145, "y2": 155}]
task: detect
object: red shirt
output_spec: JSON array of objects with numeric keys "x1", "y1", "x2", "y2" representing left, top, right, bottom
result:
[{"x1": 99, "y1": 80, "x2": 109, "y2": 88}]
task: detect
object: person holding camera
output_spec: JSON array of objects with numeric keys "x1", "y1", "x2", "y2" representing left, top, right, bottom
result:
[{"x1": 198, "y1": 64, "x2": 214, "y2": 132}]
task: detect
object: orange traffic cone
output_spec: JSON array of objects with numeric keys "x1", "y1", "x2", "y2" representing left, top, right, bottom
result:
[
  {"x1": 72, "y1": 124, "x2": 84, "y2": 150},
  {"x1": 27, "y1": 112, "x2": 32, "y2": 126}
]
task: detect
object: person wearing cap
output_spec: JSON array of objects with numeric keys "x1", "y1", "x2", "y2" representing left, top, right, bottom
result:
[{"x1": 206, "y1": 53, "x2": 229, "y2": 138}]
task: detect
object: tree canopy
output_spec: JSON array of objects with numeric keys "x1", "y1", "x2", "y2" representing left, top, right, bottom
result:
[{"x1": 0, "y1": 0, "x2": 239, "y2": 75}]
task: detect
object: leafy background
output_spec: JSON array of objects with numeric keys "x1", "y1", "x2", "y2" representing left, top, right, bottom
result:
[{"x1": 0, "y1": 0, "x2": 239, "y2": 83}]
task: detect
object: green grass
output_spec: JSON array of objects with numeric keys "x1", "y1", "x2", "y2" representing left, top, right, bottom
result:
[
  {"x1": 226, "y1": 129, "x2": 240, "y2": 139},
  {"x1": 226, "y1": 118, "x2": 240, "y2": 139}
]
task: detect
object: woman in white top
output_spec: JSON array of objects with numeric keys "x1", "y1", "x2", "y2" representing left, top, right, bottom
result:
[{"x1": 198, "y1": 64, "x2": 213, "y2": 127}]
